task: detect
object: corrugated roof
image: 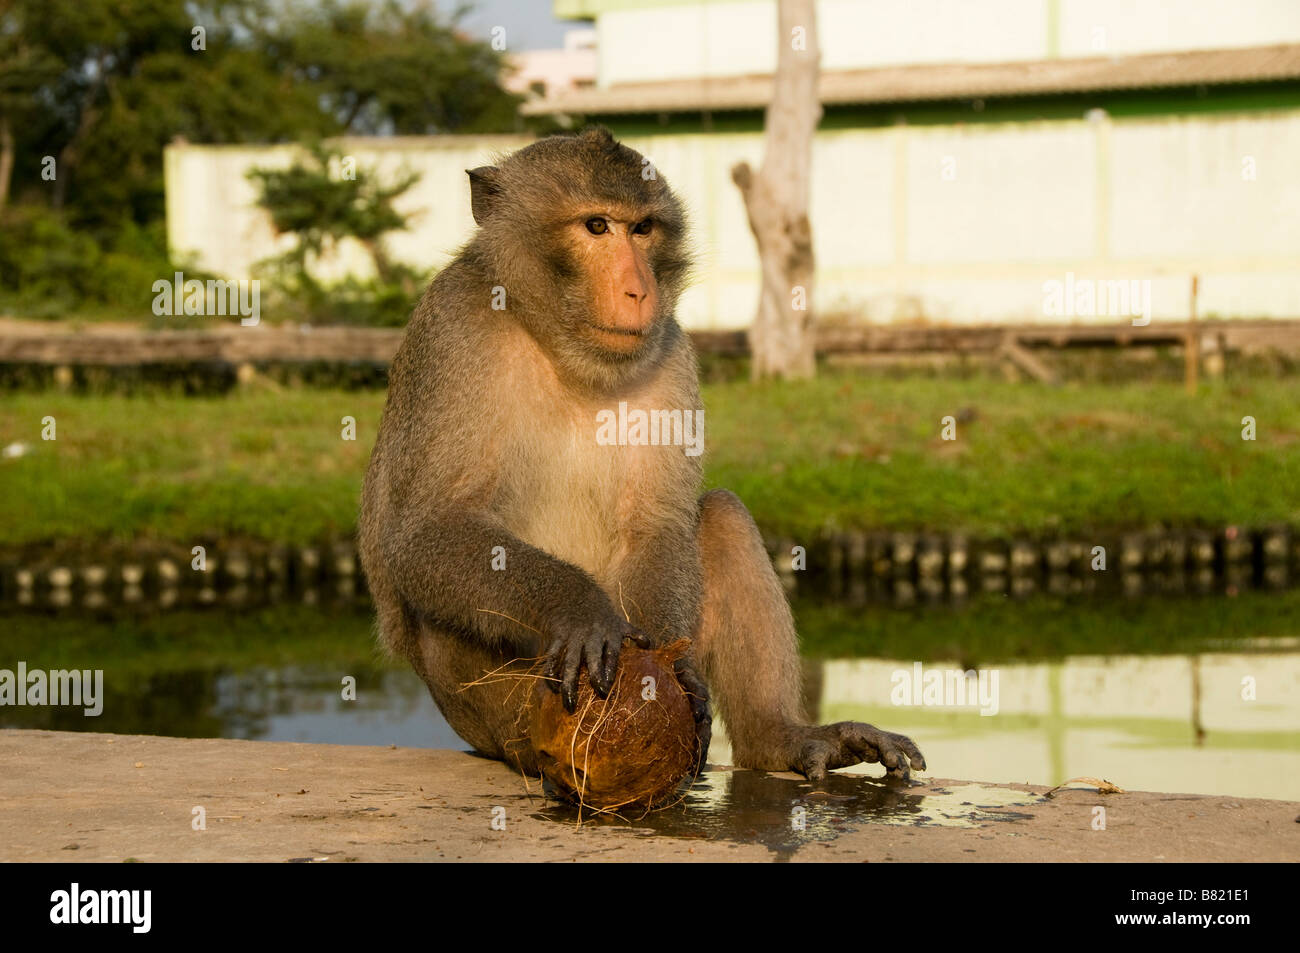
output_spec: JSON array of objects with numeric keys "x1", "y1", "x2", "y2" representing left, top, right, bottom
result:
[{"x1": 521, "y1": 43, "x2": 1300, "y2": 116}]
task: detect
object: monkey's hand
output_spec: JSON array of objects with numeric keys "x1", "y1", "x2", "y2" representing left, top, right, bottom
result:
[
  {"x1": 672, "y1": 657, "x2": 712, "y2": 777},
  {"x1": 786, "y1": 722, "x2": 925, "y2": 782},
  {"x1": 543, "y1": 596, "x2": 652, "y2": 713}
]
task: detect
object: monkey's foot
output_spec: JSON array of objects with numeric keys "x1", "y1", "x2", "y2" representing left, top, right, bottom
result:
[{"x1": 784, "y1": 722, "x2": 926, "y2": 782}]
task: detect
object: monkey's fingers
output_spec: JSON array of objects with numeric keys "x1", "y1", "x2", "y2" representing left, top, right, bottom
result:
[
  {"x1": 873, "y1": 730, "x2": 925, "y2": 776},
  {"x1": 592, "y1": 634, "x2": 622, "y2": 699},
  {"x1": 625, "y1": 625, "x2": 654, "y2": 649},
  {"x1": 896, "y1": 735, "x2": 926, "y2": 774},
  {"x1": 691, "y1": 718, "x2": 712, "y2": 777},
  {"x1": 589, "y1": 621, "x2": 651, "y2": 696},
  {"x1": 793, "y1": 739, "x2": 834, "y2": 782},
  {"x1": 878, "y1": 746, "x2": 911, "y2": 781},
  {"x1": 560, "y1": 639, "x2": 585, "y2": 713},
  {"x1": 672, "y1": 658, "x2": 712, "y2": 776},
  {"x1": 840, "y1": 723, "x2": 926, "y2": 779},
  {"x1": 672, "y1": 658, "x2": 711, "y2": 721},
  {"x1": 542, "y1": 639, "x2": 564, "y2": 694}
]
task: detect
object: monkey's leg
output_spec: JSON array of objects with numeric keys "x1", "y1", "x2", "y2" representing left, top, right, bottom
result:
[
  {"x1": 409, "y1": 619, "x2": 544, "y2": 777},
  {"x1": 694, "y1": 489, "x2": 926, "y2": 781}
]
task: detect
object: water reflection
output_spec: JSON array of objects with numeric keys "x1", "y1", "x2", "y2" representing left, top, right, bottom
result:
[
  {"x1": 210, "y1": 666, "x2": 459, "y2": 748},
  {"x1": 1, "y1": 595, "x2": 1297, "y2": 801},
  {"x1": 772, "y1": 652, "x2": 1300, "y2": 802},
  {"x1": 533, "y1": 772, "x2": 1042, "y2": 861},
  {"x1": 0, "y1": 662, "x2": 457, "y2": 748}
]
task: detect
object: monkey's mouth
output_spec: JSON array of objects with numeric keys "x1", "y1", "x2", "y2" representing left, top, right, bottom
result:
[
  {"x1": 583, "y1": 320, "x2": 645, "y2": 338},
  {"x1": 583, "y1": 319, "x2": 649, "y2": 351}
]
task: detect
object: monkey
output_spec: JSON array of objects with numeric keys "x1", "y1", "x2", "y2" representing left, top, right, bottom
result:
[{"x1": 358, "y1": 126, "x2": 925, "y2": 784}]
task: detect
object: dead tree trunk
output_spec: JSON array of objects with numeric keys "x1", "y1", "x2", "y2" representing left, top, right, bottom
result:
[{"x1": 731, "y1": 0, "x2": 821, "y2": 380}]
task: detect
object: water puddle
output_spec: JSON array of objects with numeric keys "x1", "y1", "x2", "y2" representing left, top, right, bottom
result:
[{"x1": 533, "y1": 771, "x2": 1043, "y2": 858}]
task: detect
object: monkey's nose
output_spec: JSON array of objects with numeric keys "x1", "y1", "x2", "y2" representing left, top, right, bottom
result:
[{"x1": 610, "y1": 288, "x2": 653, "y2": 336}]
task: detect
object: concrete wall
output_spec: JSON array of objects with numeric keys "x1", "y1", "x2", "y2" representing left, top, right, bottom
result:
[
  {"x1": 164, "y1": 135, "x2": 531, "y2": 286},
  {"x1": 577, "y1": 0, "x2": 1300, "y2": 86},
  {"x1": 165, "y1": 109, "x2": 1300, "y2": 329}
]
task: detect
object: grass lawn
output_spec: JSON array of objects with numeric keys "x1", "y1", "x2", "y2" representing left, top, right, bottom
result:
[{"x1": 1, "y1": 371, "x2": 1297, "y2": 546}]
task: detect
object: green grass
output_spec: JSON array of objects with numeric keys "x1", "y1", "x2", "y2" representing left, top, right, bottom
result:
[
  {"x1": 703, "y1": 374, "x2": 1300, "y2": 538},
  {"x1": 0, "y1": 372, "x2": 1297, "y2": 546},
  {"x1": 0, "y1": 387, "x2": 376, "y2": 545}
]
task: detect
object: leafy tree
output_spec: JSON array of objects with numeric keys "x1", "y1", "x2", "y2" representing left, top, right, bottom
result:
[
  {"x1": 270, "y1": 0, "x2": 522, "y2": 135},
  {"x1": 0, "y1": 0, "x2": 522, "y2": 320},
  {"x1": 3, "y1": 0, "x2": 326, "y2": 226},
  {"x1": 0, "y1": 0, "x2": 60, "y2": 212},
  {"x1": 248, "y1": 143, "x2": 424, "y2": 326}
]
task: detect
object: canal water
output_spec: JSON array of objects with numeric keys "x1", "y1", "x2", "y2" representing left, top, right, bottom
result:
[{"x1": 2, "y1": 590, "x2": 1297, "y2": 802}]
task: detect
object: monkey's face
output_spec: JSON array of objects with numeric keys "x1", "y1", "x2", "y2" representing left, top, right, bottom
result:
[
  {"x1": 465, "y1": 128, "x2": 692, "y2": 386},
  {"x1": 567, "y1": 210, "x2": 661, "y2": 356}
]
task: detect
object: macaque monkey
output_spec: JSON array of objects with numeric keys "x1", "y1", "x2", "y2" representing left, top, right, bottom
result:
[{"x1": 359, "y1": 127, "x2": 925, "y2": 782}]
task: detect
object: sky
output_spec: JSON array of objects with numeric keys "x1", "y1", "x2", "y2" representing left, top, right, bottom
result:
[{"x1": 436, "y1": 0, "x2": 583, "y2": 51}]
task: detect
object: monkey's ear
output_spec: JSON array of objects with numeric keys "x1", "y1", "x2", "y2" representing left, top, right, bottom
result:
[
  {"x1": 580, "y1": 126, "x2": 616, "y2": 146},
  {"x1": 467, "y1": 166, "x2": 503, "y2": 226}
]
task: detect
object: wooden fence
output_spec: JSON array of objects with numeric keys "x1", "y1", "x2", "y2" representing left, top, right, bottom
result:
[{"x1": 3, "y1": 319, "x2": 1299, "y2": 369}]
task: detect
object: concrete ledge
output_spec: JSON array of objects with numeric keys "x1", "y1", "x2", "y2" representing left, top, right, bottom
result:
[{"x1": 2, "y1": 730, "x2": 1295, "y2": 862}]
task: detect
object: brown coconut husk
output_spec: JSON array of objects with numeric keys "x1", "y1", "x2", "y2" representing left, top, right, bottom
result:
[{"x1": 529, "y1": 639, "x2": 700, "y2": 813}]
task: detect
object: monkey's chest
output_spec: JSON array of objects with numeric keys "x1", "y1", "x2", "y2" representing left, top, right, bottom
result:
[{"x1": 500, "y1": 425, "x2": 646, "y2": 578}]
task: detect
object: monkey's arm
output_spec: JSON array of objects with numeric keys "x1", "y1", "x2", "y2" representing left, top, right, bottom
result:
[
  {"x1": 380, "y1": 503, "x2": 649, "y2": 710},
  {"x1": 613, "y1": 522, "x2": 712, "y2": 771},
  {"x1": 613, "y1": 526, "x2": 701, "y2": 642},
  {"x1": 609, "y1": 420, "x2": 705, "y2": 643}
]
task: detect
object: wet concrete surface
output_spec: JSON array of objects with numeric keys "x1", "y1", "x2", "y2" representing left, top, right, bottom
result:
[
  {"x1": 536, "y1": 771, "x2": 1044, "y2": 861},
  {"x1": 2, "y1": 729, "x2": 1296, "y2": 862}
]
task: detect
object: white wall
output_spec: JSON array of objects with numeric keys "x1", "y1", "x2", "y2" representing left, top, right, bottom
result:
[
  {"x1": 165, "y1": 109, "x2": 1300, "y2": 329},
  {"x1": 588, "y1": 0, "x2": 1300, "y2": 87},
  {"x1": 1058, "y1": 0, "x2": 1300, "y2": 58},
  {"x1": 164, "y1": 136, "x2": 534, "y2": 285}
]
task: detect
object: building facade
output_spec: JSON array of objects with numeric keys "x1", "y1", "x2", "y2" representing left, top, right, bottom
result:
[{"x1": 166, "y1": 1, "x2": 1300, "y2": 328}]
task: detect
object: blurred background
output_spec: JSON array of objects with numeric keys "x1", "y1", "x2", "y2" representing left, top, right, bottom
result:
[{"x1": 1, "y1": 0, "x2": 1297, "y2": 801}]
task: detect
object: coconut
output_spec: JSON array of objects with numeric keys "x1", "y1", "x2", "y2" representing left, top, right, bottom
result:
[{"x1": 530, "y1": 639, "x2": 699, "y2": 811}]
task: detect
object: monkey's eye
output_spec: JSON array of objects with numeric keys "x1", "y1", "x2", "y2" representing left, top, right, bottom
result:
[
  {"x1": 585, "y1": 217, "x2": 608, "y2": 235},
  {"x1": 632, "y1": 219, "x2": 654, "y2": 236}
]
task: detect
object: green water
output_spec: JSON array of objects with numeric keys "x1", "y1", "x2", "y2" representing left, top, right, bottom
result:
[{"x1": 1, "y1": 591, "x2": 1297, "y2": 800}]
